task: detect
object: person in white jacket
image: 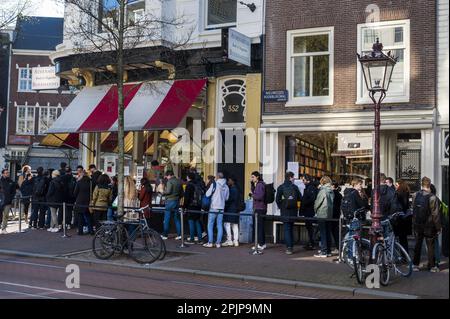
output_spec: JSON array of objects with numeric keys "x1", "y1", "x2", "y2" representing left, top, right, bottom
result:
[{"x1": 203, "y1": 172, "x2": 229, "y2": 248}]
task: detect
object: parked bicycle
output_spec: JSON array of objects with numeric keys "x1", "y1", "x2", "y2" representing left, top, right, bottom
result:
[
  {"x1": 92, "y1": 205, "x2": 166, "y2": 264},
  {"x1": 372, "y1": 212, "x2": 413, "y2": 286},
  {"x1": 341, "y1": 207, "x2": 371, "y2": 284}
]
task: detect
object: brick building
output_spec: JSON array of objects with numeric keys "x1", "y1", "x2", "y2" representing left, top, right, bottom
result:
[
  {"x1": 4, "y1": 16, "x2": 76, "y2": 178},
  {"x1": 261, "y1": 0, "x2": 442, "y2": 207}
]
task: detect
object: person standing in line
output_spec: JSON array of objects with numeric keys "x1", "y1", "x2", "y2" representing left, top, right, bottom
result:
[
  {"x1": 430, "y1": 184, "x2": 443, "y2": 269},
  {"x1": 19, "y1": 168, "x2": 33, "y2": 225},
  {"x1": 314, "y1": 176, "x2": 335, "y2": 258},
  {"x1": 107, "y1": 175, "x2": 118, "y2": 221},
  {"x1": 90, "y1": 174, "x2": 112, "y2": 231},
  {"x1": 276, "y1": 172, "x2": 302, "y2": 255},
  {"x1": 223, "y1": 176, "x2": 241, "y2": 247},
  {"x1": 203, "y1": 172, "x2": 229, "y2": 248},
  {"x1": 0, "y1": 169, "x2": 17, "y2": 234},
  {"x1": 183, "y1": 173, "x2": 203, "y2": 244},
  {"x1": 331, "y1": 182, "x2": 343, "y2": 254},
  {"x1": 295, "y1": 174, "x2": 306, "y2": 197},
  {"x1": 138, "y1": 177, "x2": 153, "y2": 225},
  {"x1": 250, "y1": 171, "x2": 267, "y2": 251},
  {"x1": 386, "y1": 177, "x2": 396, "y2": 192},
  {"x1": 391, "y1": 179, "x2": 411, "y2": 253},
  {"x1": 46, "y1": 170, "x2": 64, "y2": 232},
  {"x1": 299, "y1": 175, "x2": 319, "y2": 250},
  {"x1": 60, "y1": 166, "x2": 76, "y2": 230},
  {"x1": 59, "y1": 162, "x2": 67, "y2": 176},
  {"x1": 412, "y1": 177, "x2": 442, "y2": 273},
  {"x1": 30, "y1": 167, "x2": 48, "y2": 229},
  {"x1": 162, "y1": 171, "x2": 183, "y2": 240},
  {"x1": 371, "y1": 173, "x2": 396, "y2": 220},
  {"x1": 73, "y1": 169, "x2": 93, "y2": 235},
  {"x1": 89, "y1": 164, "x2": 102, "y2": 190}
]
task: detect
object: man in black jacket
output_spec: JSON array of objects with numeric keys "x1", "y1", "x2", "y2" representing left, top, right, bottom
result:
[
  {"x1": 89, "y1": 164, "x2": 102, "y2": 190},
  {"x1": 74, "y1": 170, "x2": 93, "y2": 235},
  {"x1": 371, "y1": 173, "x2": 395, "y2": 219},
  {"x1": 30, "y1": 167, "x2": 48, "y2": 229},
  {"x1": 299, "y1": 175, "x2": 318, "y2": 250},
  {"x1": 60, "y1": 167, "x2": 76, "y2": 229},
  {"x1": 0, "y1": 169, "x2": 17, "y2": 233},
  {"x1": 276, "y1": 172, "x2": 302, "y2": 255}
]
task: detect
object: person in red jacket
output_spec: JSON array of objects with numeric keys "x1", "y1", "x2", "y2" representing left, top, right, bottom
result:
[{"x1": 138, "y1": 177, "x2": 153, "y2": 223}]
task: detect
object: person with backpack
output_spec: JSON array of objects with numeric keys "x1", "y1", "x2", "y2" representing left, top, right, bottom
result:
[
  {"x1": 314, "y1": 176, "x2": 335, "y2": 258},
  {"x1": 276, "y1": 171, "x2": 302, "y2": 255},
  {"x1": 371, "y1": 173, "x2": 396, "y2": 219},
  {"x1": 46, "y1": 170, "x2": 64, "y2": 232},
  {"x1": 162, "y1": 171, "x2": 183, "y2": 240},
  {"x1": 250, "y1": 171, "x2": 268, "y2": 251},
  {"x1": 0, "y1": 169, "x2": 17, "y2": 234},
  {"x1": 203, "y1": 172, "x2": 229, "y2": 248},
  {"x1": 223, "y1": 176, "x2": 243, "y2": 247},
  {"x1": 341, "y1": 178, "x2": 369, "y2": 221},
  {"x1": 299, "y1": 175, "x2": 319, "y2": 250},
  {"x1": 183, "y1": 173, "x2": 203, "y2": 244},
  {"x1": 391, "y1": 179, "x2": 411, "y2": 252},
  {"x1": 430, "y1": 184, "x2": 443, "y2": 268},
  {"x1": 412, "y1": 177, "x2": 442, "y2": 273}
]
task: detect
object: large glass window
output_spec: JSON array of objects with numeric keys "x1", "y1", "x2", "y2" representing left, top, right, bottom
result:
[
  {"x1": 99, "y1": 0, "x2": 145, "y2": 31},
  {"x1": 206, "y1": 0, "x2": 237, "y2": 29},
  {"x1": 18, "y1": 67, "x2": 32, "y2": 92},
  {"x1": 39, "y1": 106, "x2": 61, "y2": 134},
  {"x1": 287, "y1": 27, "x2": 333, "y2": 106},
  {"x1": 358, "y1": 20, "x2": 410, "y2": 103},
  {"x1": 16, "y1": 106, "x2": 35, "y2": 134}
]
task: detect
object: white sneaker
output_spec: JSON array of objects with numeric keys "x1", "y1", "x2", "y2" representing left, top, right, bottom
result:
[
  {"x1": 66, "y1": 225, "x2": 71, "y2": 230},
  {"x1": 1, "y1": 230, "x2": 7, "y2": 234},
  {"x1": 161, "y1": 235, "x2": 168, "y2": 240},
  {"x1": 194, "y1": 236, "x2": 199, "y2": 241},
  {"x1": 251, "y1": 244, "x2": 266, "y2": 250},
  {"x1": 234, "y1": 241, "x2": 239, "y2": 247},
  {"x1": 216, "y1": 244, "x2": 221, "y2": 248},
  {"x1": 203, "y1": 243, "x2": 213, "y2": 248},
  {"x1": 222, "y1": 241, "x2": 233, "y2": 247},
  {"x1": 47, "y1": 228, "x2": 53, "y2": 232},
  {"x1": 413, "y1": 266, "x2": 420, "y2": 272},
  {"x1": 175, "y1": 236, "x2": 182, "y2": 240},
  {"x1": 51, "y1": 228, "x2": 59, "y2": 233}
]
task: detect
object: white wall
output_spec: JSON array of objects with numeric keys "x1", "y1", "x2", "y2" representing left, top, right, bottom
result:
[
  {"x1": 0, "y1": 149, "x2": 5, "y2": 170},
  {"x1": 438, "y1": 0, "x2": 449, "y2": 126}
]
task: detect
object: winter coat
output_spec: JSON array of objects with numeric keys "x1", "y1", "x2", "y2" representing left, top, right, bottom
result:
[
  {"x1": 0, "y1": 177, "x2": 17, "y2": 206},
  {"x1": 344, "y1": 188, "x2": 369, "y2": 214},
  {"x1": 31, "y1": 175, "x2": 48, "y2": 203},
  {"x1": 332, "y1": 189, "x2": 343, "y2": 219},
  {"x1": 91, "y1": 185, "x2": 112, "y2": 211},
  {"x1": 299, "y1": 183, "x2": 318, "y2": 217},
  {"x1": 138, "y1": 183, "x2": 153, "y2": 218},
  {"x1": 19, "y1": 176, "x2": 34, "y2": 199},
  {"x1": 73, "y1": 176, "x2": 92, "y2": 213},
  {"x1": 60, "y1": 173, "x2": 76, "y2": 203},
  {"x1": 164, "y1": 176, "x2": 183, "y2": 202},
  {"x1": 252, "y1": 181, "x2": 266, "y2": 211},
  {"x1": 412, "y1": 190, "x2": 442, "y2": 236},
  {"x1": 391, "y1": 190, "x2": 410, "y2": 213},
  {"x1": 90, "y1": 171, "x2": 102, "y2": 190},
  {"x1": 371, "y1": 184, "x2": 396, "y2": 219},
  {"x1": 276, "y1": 180, "x2": 302, "y2": 218},
  {"x1": 314, "y1": 184, "x2": 334, "y2": 219},
  {"x1": 46, "y1": 177, "x2": 64, "y2": 208},
  {"x1": 206, "y1": 178, "x2": 229, "y2": 211},
  {"x1": 224, "y1": 185, "x2": 239, "y2": 224},
  {"x1": 183, "y1": 181, "x2": 202, "y2": 220}
]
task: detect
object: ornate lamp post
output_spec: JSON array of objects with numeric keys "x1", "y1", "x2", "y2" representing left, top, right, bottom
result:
[{"x1": 357, "y1": 38, "x2": 397, "y2": 240}]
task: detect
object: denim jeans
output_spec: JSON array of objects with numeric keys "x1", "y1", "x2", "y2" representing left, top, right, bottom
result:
[
  {"x1": 31, "y1": 203, "x2": 47, "y2": 228},
  {"x1": 284, "y1": 222, "x2": 294, "y2": 249},
  {"x1": 163, "y1": 200, "x2": 180, "y2": 237},
  {"x1": 107, "y1": 207, "x2": 115, "y2": 221},
  {"x1": 207, "y1": 210, "x2": 223, "y2": 245},
  {"x1": 318, "y1": 221, "x2": 332, "y2": 254},
  {"x1": 188, "y1": 219, "x2": 202, "y2": 241}
]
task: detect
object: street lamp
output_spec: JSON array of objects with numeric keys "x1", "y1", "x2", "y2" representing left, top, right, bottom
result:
[{"x1": 357, "y1": 38, "x2": 397, "y2": 240}]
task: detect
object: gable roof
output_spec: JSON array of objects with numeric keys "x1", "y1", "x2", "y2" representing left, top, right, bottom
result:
[{"x1": 13, "y1": 16, "x2": 63, "y2": 51}]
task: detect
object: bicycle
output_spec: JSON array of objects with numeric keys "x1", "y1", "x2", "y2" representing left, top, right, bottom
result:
[
  {"x1": 92, "y1": 205, "x2": 166, "y2": 264},
  {"x1": 340, "y1": 208, "x2": 371, "y2": 284},
  {"x1": 371, "y1": 212, "x2": 413, "y2": 286}
]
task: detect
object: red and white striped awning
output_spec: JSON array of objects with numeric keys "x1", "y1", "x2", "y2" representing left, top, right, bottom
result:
[{"x1": 46, "y1": 79, "x2": 206, "y2": 134}]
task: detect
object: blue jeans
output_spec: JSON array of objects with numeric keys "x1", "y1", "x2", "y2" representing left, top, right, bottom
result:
[
  {"x1": 284, "y1": 222, "x2": 294, "y2": 249},
  {"x1": 107, "y1": 207, "x2": 115, "y2": 221},
  {"x1": 163, "y1": 200, "x2": 180, "y2": 237},
  {"x1": 207, "y1": 210, "x2": 223, "y2": 245},
  {"x1": 188, "y1": 219, "x2": 202, "y2": 241},
  {"x1": 318, "y1": 221, "x2": 332, "y2": 254}
]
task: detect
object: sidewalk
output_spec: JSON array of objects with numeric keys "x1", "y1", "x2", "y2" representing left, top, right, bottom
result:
[{"x1": 0, "y1": 222, "x2": 448, "y2": 299}]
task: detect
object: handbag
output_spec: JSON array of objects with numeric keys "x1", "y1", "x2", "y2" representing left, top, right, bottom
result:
[{"x1": 201, "y1": 182, "x2": 216, "y2": 211}]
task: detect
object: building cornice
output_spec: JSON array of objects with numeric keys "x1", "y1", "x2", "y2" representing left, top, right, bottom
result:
[{"x1": 13, "y1": 49, "x2": 54, "y2": 56}]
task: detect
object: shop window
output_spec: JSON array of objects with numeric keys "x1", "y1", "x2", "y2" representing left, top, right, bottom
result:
[
  {"x1": 357, "y1": 20, "x2": 410, "y2": 104},
  {"x1": 99, "y1": 0, "x2": 145, "y2": 31},
  {"x1": 205, "y1": 0, "x2": 237, "y2": 29},
  {"x1": 16, "y1": 106, "x2": 35, "y2": 135},
  {"x1": 286, "y1": 27, "x2": 334, "y2": 106},
  {"x1": 38, "y1": 106, "x2": 62, "y2": 134},
  {"x1": 18, "y1": 67, "x2": 32, "y2": 92}
]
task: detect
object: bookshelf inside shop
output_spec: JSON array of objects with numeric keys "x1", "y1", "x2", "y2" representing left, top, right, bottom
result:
[{"x1": 294, "y1": 139, "x2": 327, "y2": 178}]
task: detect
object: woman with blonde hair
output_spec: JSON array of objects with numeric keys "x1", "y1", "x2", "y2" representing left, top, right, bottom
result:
[
  {"x1": 314, "y1": 176, "x2": 334, "y2": 258},
  {"x1": 124, "y1": 176, "x2": 138, "y2": 210}
]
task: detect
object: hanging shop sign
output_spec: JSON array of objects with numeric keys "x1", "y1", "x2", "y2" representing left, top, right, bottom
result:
[
  {"x1": 32, "y1": 66, "x2": 60, "y2": 90},
  {"x1": 228, "y1": 28, "x2": 252, "y2": 67}
]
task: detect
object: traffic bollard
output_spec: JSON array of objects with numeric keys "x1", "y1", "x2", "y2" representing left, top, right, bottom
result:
[
  {"x1": 251, "y1": 211, "x2": 262, "y2": 255},
  {"x1": 61, "y1": 202, "x2": 70, "y2": 238},
  {"x1": 178, "y1": 208, "x2": 187, "y2": 248}
]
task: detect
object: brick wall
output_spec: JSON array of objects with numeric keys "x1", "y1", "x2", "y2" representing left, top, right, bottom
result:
[{"x1": 263, "y1": 0, "x2": 436, "y2": 114}]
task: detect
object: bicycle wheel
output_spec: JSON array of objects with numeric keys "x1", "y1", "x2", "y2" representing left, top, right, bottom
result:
[
  {"x1": 352, "y1": 240, "x2": 370, "y2": 284},
  {"x1": 374, "y1": 244, "x2": 390, "y2": 286},
  {"x1": 158, "y1": 235, "x2": 167, "y2": 260},
  {"x1": 92, "y1": 225, "x2": 117, "y2": 260},
  {"x1": 341, "y1": 241, "x2": 355, "y2": 270},
  {"x1": 393, "y1": 242, "x2": 412, "y2": 277},
  {"x1": 129, "y1": 228, "x2": 163, "y2": 264}
]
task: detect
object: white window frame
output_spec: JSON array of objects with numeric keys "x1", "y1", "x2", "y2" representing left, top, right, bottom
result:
[
  {"x1": 286, "y1": 27, "x2": 334, "y2": 107},
  {"x1": 17, "y1": 67, "x2": 33, "y2": 92},
  {"x1": 16, "y1": 104, "x2": 35, "y2": 135},
  {"x1": 356, "y1": 19, "x2": 410, "y2": 104},
  {"x1": 204, "y1": 0, "x2": 237, "y2": 30},
  {"x1": 38, "y1": 105, "x2": 63, "y2": 135}
]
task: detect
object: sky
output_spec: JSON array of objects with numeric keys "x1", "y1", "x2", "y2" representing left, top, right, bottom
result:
[{"x1": 28, "y1": 0, "x2": 64, "y2": 18}]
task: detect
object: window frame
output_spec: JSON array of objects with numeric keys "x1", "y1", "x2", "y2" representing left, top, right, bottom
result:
[
  {"x1": 38, "y1": 105, "x2": 62, "y2": 135},
  {"x1": 16, "y1": 105, "x2": 35, "y2": 135},
  {"x1": 17, "y1": 67, "x2": 33, "y2": 92},
  {"x1": 356, "y1": 19, "x2": 410, "y2": 104},
  {"x1": 204, "y1": 0, "x2": 237, "y2": 30},
  {"x1": 286, "y1": 27, "x2": 334, "y2": 107}
]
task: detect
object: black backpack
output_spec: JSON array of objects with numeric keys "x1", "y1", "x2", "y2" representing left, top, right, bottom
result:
[
  {"x1": 282, "y1": 184, "x2": 298, "y2": 210},
  {"x1": 413, "y1": 191, "x2": 432, "y2": 225},
  {"x1": 264, "y1": 183, "x2": 275, "y2": 204},
  {"x1": 191, "y1": 183, "x2": 204, "y2": 207},
  {"x1": 341, "y1": 190, "x2": 354, "y2": 220},
  {"x1": 34, "y1": 177, "x2": 48, "y2": 198}
]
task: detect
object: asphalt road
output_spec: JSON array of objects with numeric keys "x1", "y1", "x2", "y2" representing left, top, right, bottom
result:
[{"x1": 0, "y1": 254, "x2": 374, "y2": 299}]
